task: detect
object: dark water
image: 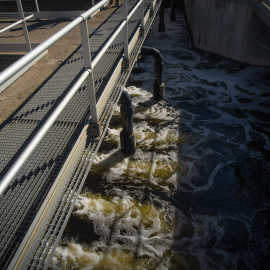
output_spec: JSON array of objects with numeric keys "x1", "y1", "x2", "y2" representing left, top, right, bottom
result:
[{"x1": 51, "y1": 8, "x2": 270, "y2": 270}]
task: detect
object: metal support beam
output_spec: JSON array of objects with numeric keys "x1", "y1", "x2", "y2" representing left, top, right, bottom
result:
[
  {"x1": 80, "y1": 19, "x2": 101, "y2": 137},
  {"x1": 34, "y1": 0, "x2": 40, "y2": 12},
  {"x1": 120, "y1": 90, "x2": 136, "y2": 155},
  {"x1": 123, "y1": 0, "x2": 130, "y2": 69},
  {"x1": 141, "y1": 46, "x2": 165, "y2": 100},
  {"x1": 15, "y1": 0, "x2": 32, "y2": 51}
]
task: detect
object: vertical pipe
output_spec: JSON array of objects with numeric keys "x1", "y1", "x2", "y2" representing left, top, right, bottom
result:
[
  {"x1": 34, "y1": 0, "x2": 39, "y2": 12},
  {"x1": 120, "y1": 90, "x2": 136, "y2": 155},
  {"x1": 123, "y1": 0, "x2": 130, "y2": 69},
  {"x1": 16, "y1": 0, "x2": 32, "y2": 51},
  {"x1": 92, "y1": 0, "x2": 95, "y2": 7},
  {"x1": 80, "y1": 20, "x2": 98, "y2": 124},
  {"x1": 170, "y1": 0, "x2": 176, "y2": 21},
  {"x1": 158, "y1": 0, "x2": 165, "y2": 32}
]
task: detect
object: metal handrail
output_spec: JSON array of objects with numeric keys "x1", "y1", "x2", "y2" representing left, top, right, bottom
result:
[
  {"x1": 0, "y1": 0, "x2": 110, "y2": 86},
  {"x1": 0, "y1": 70, "x2": 91, "y2": 196},
  {"x1": 128, "y1": 0, "x2": 143, "y2": 20},
  {"x1": 0, "y1": 0, "x2": 161, "y2": 267},
  {"x1": 0, "y1": 0, "x2": 110, "y2": 196},
  {"x1": 0, "y1": 0, "x2": 153, "y2": 197},
  {"x1": 0, "y1": 14, "x2": 34, "y2": 34},
  {"x1": 92, "y1": 20, "x2": 127, "y2": 68}
]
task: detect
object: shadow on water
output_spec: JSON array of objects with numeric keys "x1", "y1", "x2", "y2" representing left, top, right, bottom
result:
[{"x1": 168, "y1": 9, "x2": 270, "y2": 270}]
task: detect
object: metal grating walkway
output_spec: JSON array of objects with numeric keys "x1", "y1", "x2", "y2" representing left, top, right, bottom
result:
[{"x1": 0, "y1": 0, "x2": 162, "y2": 269}]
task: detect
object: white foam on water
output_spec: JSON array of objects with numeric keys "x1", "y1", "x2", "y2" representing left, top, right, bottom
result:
[
  {"x1": 52, "y1": 82, "x2": 182, "y2": 268},
  {"x1": 52, "y1": 193, "x2": 174, "y2": 269},
  {"x1": 91, "y1": 85, "x2": 183, "y2": 191},
  {"x1": 52, "y1": 242, "x2": 101, "y2": 269}
]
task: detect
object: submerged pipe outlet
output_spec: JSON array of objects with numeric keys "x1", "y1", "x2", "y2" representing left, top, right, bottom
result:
[
  {"x1": 120, "y1": 90, "x2": 136, "y2": 155},
  {"x1": 141, "y1": 46, "x2": 165, "y2": 100}
]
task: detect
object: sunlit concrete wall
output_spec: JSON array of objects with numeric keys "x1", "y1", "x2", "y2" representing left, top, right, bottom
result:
[{"x1": 183, "y1": 0, "x2": 270, "y2": 66}]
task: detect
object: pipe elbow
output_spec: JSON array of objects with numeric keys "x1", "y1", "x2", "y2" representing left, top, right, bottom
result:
[{"x1": 141, "y1": 46, "x2": 163, "y2": 66}]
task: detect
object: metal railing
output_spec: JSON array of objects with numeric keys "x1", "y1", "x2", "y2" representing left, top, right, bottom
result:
[
  {"x1": 262, "y1": 0, "x2": 270, "y2": 10},
  {"x1": 0, "y1": 0, "x2": 156, "y2": 195},
  {"x1": 0, "y1": 0, "x2": 161, "y2": 268},
  {"x1": 0, "y1": 0, "x2": 41, "y2": 34},
  {"x1": 0, "y1": 0, "x2": 100, "y2": 53},
  {"x1": 0, "y1": 0, "x2": 34, "y2": 51},
  {"x1": 0, "y1": 14, "x2": 33, "y2": 35},
  {"x1": 0, "y1": 0, "x2": 112, "y2": 195},
  {"x1": 0, "y1": 0, "x2": 106, "y2": 92}
]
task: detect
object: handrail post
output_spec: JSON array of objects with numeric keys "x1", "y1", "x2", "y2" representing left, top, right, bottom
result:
[
  {"x1": 80, "y1": 19, "x2": 101, "y2": 138},
  {"x1": 123, "y1": 0, "x2": 130, "y2": 69},
  {"x1": 150, "y1": 0, "x2": 154, "y2": 17},
  {"x1": 140, "y1": 0, "x2": 145, "y2": 36},
  {"x1": 16, "y1": 0, "x2": 32, "y2": 51},
  {"x1": 34, "y1": 0, "x2": 40, "y2": 12}
]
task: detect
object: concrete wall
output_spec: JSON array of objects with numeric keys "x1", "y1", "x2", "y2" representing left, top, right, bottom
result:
[{"x1": 183, "y1": 0, "x2": 270, "y2": 66}]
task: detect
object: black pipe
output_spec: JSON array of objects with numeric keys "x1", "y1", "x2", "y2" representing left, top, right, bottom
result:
[
  {"x1": 120, "y1": 90, "x2": 133, "y2": 136},
  {"x1": 158, "y1": 0, "x2": 165, "y2": 32},
  {"x1": 141, "y1": 46, "x2": 165, "y2": 100},
  {"x1": 170, "y1": 0, "x2": 176, "y2": 21},
  {"x1": 120, "y1": 90, "x2": 136, "y2": 155}
]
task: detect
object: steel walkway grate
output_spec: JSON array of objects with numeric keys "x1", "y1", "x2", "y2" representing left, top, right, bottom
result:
[{"x1": 0, "y1": 0, "x2": 161, "y2": 269}]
